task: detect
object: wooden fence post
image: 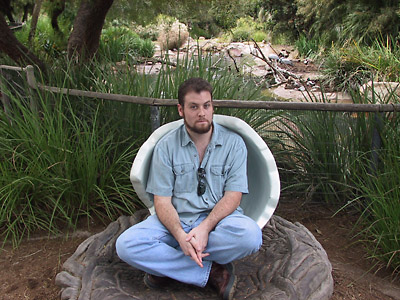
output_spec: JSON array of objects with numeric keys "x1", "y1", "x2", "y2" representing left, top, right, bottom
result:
[
  {"x1": 370, "y1": 112, "x2": 383, "y2": 173},
  {"x1": 150, "y1": 106, "x2": 160, "y2": 132},
  {"x1": 0, "y1": 67, "x2": 12, "y2": 123}
]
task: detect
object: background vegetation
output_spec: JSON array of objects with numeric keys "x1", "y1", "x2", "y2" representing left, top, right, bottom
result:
[{"x1": 0, "y1": 0, "x2": 399, "y2": 274}]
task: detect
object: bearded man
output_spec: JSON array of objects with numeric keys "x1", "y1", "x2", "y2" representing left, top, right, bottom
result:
[{"x1": 116, "y1": 78, "x2": 262, "y2": 300}]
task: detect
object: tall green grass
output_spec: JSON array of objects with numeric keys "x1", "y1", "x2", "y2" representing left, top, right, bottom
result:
[
  {"x1": 0, "y1": 46, "x2": 270, "y2": 247},
  {"x1": 295, "y1": 34, "x2": 321, "y2": 58},
  {"x1": 345, "y1": 110, "x2": 400, "y2": 273},
  {"x1": 275, "y1": 109, "x2": 358, "y2": 202},
  {"x1": 272, "y1": 86, "x2": 399, "y2": 272},
  {"x1": 351, "y1": 148, "x2": 400, "y2": 273},
  {"x1": 98, "y1": 26, "x2": 155, "y2": 63},
  {"x1": 0, "y1": 78, "x2": 142, "y2": 247},
  {"x1": 321, "y1": 37, "x2": 400, "y2": 91}
]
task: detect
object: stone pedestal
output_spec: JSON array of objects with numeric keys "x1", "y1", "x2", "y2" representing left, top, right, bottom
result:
[{"x1": 56, "y1": 210, "x2": 333, "y2": 300}]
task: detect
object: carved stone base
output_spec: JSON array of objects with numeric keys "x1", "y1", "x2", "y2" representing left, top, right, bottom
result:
[{"x1": 56, "y1": 210, "x2": 333, "y2": 300}]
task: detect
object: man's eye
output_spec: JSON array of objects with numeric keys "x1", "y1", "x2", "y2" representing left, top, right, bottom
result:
[
  {"x1": 190, "y1": 105, "x2": 197, "y2": 110},
  {"x1": 204, "y1": 103, "x2": 210, "y2": 108}
]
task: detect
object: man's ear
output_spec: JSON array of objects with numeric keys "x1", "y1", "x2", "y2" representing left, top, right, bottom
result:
[{"x1": 177, "y1": 104, "x2": 184, "y2": 117}]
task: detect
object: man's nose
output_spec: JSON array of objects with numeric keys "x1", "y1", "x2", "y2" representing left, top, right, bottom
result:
[{"x1": 198, "y1": 107, "x2": 205, "y2": 116}]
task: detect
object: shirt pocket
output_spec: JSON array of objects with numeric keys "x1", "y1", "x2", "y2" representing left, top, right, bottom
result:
[
  {"x1": 173, "y1": 163, "x2": 196, "y2": 193},
  {"x1": 210, "y1": 164, "x2": 231, "y2": 198}
]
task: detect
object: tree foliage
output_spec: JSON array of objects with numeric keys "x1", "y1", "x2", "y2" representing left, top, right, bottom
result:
[{"x1": 256, "y1": 0, "x2": 400, "y2": 45}]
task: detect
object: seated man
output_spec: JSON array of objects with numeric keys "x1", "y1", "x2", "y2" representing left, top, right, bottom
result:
[{"x1": 116, "y1": 77, "x2": 262, "y2": 300}]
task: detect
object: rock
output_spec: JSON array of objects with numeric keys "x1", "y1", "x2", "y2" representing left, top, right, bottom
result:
[
  {"x1": 359, "y1": 81, "x2": 400, "y2": 102},
  {"x1": 226, "y1": 46, "x2": 243, "y2": 57},
  {"x1": 280, "y1": 58, "x2": 293, "y2": 66},
  {"x1": 56, "y1": 210, "x2": 334, "y2": 300},
  {"x1": 268, "y1": 54, "x2": 280, "y2": 61}
]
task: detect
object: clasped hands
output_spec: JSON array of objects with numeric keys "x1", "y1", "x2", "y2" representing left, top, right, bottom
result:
[{"x1": 178, "y1": 225, "x2": 210, "y2": 268}]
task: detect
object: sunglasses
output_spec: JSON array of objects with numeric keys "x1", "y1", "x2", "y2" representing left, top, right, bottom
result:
[{"x1": 197, "y1": 167, "x2": 206, "y2": 196}]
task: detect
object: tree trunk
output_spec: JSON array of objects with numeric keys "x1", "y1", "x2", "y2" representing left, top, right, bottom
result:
[
  {"x1": 50, "y1": 0, "x2": 66, "y2": 34},
  {"x1": 22, "y1": 3, "x2": 34, "y2": 22},
  {"x1": 28, "y1": 0, "x2": 43, "y2": 43},
  {"x1": 67, "y1": 0, "x2": 114, "y2": 61},
  {"x1": 0, "y1": 12, "x2": 45, "y2": 70},
  {"x1": 0, "y1": 0, "x2": 15, "y2": 23}
]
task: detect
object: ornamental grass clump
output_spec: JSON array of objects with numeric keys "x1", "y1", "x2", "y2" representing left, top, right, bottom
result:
[
  {"x1": 0, "y1": 76, "x2": 141, "y2": 247},
  {"x1": 157, "y1": 20, "x2": 189, "y2": 51},
  {"x1": 347, "y1": 105, "x2": 400, "y2": 274},
  {"x1": 99, "y1": 26, "x2": 155, "y2": 63}
]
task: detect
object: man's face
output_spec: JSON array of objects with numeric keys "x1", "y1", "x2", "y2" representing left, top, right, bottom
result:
[{"x1": 178, "y1": 90, "x2": 214, "y2": 134}]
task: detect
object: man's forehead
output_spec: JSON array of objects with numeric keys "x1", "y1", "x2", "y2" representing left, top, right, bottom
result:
[{"x1": 184, "y1": 91, "x2": 212, "y2": 103}]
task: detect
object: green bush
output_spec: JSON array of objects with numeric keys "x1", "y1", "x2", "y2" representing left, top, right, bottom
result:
[
  {"x1": 232, "y1": 28, "x2": 251, "y2": 42},
  {"x1": 231, "y1": 16, "x2": 263, "y2": 42},
  {"x1": 295, "y1": 34, "x2": 320, "y2": 58},
  {"x1": 321, "y1": 45, "x2": 371, "y2": 91},
  {"x1": 274, "y1": 84, "x2": 399, "y2": 273},
  {"x1": 133, "y1": 23, "x2": 159, "y2": 41},
  {"x1": 251, "y1": 30, "x2": 268, "y2": 42},
  {"x1": 190, "y1": 25, "x2": 212, "y2": 39},
  {"x1": 14, "y1": 15, "x2": 67, "y2": 61},
  {"x1": 320, "y1": 38, "x2": 400, "y2": 92},
  {"x1": 99, "y1": 26, "x2": 155, "y2": 62}
]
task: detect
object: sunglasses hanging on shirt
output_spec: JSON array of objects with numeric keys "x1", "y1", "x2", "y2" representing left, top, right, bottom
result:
[{"x1": 197, "y1": 167, "x2": 206, "y2": 196}]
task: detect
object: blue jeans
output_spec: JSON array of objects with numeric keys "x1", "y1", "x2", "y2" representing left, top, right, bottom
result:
[{"x1": 116, "y1": 211, "x2": 262, "y2": 287}]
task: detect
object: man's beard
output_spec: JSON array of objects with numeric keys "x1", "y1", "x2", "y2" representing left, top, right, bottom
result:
[{"x1": 184, "y1": 119, "x2": 212, "y2": 134}]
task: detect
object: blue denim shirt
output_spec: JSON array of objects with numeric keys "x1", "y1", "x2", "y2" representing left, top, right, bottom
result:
[{"x1": 146, "y1": 122, "x2": 248, "y2": 225}]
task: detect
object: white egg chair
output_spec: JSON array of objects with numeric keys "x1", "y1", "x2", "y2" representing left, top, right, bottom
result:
[{"x1": 130, "y1": 114, "x2": 280, "y2": 229}]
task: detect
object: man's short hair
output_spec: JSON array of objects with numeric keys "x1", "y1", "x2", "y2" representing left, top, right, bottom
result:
[{"x1": 178, "y1": 78, "x2": 213, "y2": 106}]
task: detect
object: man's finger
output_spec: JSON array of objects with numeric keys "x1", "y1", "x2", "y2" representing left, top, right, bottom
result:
[
  {"x1": 185, "y1": 232, "x2": 194, "y2": 242},
  {"x1": 189, "y1": 237, "x2": 201, "y2": 250},
  {"x1": 189, "y1": 247, "x2": 203, "y2": 268}
]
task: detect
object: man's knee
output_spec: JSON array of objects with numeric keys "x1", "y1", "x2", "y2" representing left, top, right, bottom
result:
[
  {"x1": 219, "y1": 215, "x2": 262, "y2": 252},
  {"x1": 115, "y1": 230, "x2": 131, "y2": 261},
  {"x1": 115, "y1": 226, "x2": 143, "y2": 261},
  {"x1": 239, "y1": 220, "x2": 262, "y2": 253}
]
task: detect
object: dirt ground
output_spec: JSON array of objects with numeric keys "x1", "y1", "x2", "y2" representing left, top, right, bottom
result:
[{"x1": 1, "y1": 199, "x2": 399, "y2": 300}]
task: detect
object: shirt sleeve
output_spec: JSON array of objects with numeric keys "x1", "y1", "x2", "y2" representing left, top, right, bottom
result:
[{"x1": 145, "y1": 142, "x2": 175, "y2": 197}]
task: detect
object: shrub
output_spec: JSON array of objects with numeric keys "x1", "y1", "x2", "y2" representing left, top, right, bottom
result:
[
  {"x1": 232, "y1": 28, "x2": 251, "y2": 42},
  {"x1": 231, "y1": 16, "x2": 264, "y2": 42},
  {"x1": 14, "y1": 15, "x2": 67, "y2": 61},
  {"x1": 295, "y1": 34, "x2": 320, "y2": 58},
  {"x1": 133, "y1": 23, "x2": 159, "y2": 41},
  {"x1": 320, "y1": 38, "x2": 400, "y2": 92},
  {"x1": 157, "y1": 20, "x2": 189, "y2": 51},
  {"x1": 99, "y1": 26, "x2": 155, "y2": 62},
  {"x1": 190, "y1": 25, "x2": 212, "y2": 39},
  {"x1": 251, "y1": 30, "x2": 269, "y2": 42}
]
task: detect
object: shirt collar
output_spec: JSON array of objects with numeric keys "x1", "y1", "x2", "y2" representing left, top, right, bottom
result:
[{"x1": 180, "y1": 121, "x2": 223, "y2": 147}]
